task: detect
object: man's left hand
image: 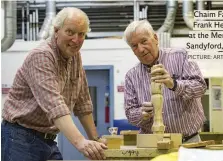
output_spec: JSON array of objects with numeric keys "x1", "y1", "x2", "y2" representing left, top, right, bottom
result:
[{"x1": 150, "y1": 64, "x2": 174, "y2": 89}]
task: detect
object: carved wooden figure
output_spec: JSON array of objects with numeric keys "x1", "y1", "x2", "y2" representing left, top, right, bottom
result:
[{"x1": 150, "y1": 65, "x2": 165, "y2": 134}]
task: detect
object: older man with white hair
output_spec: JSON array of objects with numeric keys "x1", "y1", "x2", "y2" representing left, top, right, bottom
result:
[
  {"x1": 123, "y1": 20, "x2": 207, "y2": 143},
  {"x1": 1, "y1": 7, "x2": 107, "y2": 161}
]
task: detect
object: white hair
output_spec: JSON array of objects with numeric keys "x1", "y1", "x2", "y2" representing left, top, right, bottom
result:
[
  {"x1": 123, "y1": 20, "x2": 155, "y2": 45},
  {"x1": 49, "y1": 7, "x2": 91, "y2": 37}
]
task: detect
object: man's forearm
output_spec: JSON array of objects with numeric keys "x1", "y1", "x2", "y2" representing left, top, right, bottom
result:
[
  {"x1": 54, "y1": 115, "x2": 85, "y2": 146},
  {"x1": 78, "y1": 113, "x2": 98, "y2": 140},
  {"x1": 174, "y1": 79, "x2": 206, "y2": 100}
]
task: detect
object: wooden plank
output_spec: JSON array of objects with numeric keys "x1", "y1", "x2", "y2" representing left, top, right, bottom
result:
[
  {"x1": 182, "y1": 140, "x2": 215, "y2": 148},
  {"x1": 205, "y1": 144, "x2": 223, "y2": 150}
]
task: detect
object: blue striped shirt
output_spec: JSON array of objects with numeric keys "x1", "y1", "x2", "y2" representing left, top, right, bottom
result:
[{"x1": 124, "y1": 48, "x2": 207, "y2": 136}]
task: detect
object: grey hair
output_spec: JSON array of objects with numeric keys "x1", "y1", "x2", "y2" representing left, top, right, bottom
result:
[
  {"x1": 123, "y1": 20, "x2": 155, "y2": 45},
  {"x1": 49, "y1": 7, "x2": 91, "y2": 37}
]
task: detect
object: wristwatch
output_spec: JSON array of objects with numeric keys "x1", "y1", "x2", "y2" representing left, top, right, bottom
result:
[
  {"x1": 169, "y1": 77, "x2": 177, "y2": 91},
  {"x1": 92, "y1": 136, "x2": 101, "y2": 141}
]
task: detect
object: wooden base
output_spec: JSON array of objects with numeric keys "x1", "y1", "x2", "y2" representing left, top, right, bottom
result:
[
  {"x1": 137, "y1": 133, "x2": 182, "y2": 148},
  {"x1": 104, "y1": 147, "x2": 178, "y2": 160}
]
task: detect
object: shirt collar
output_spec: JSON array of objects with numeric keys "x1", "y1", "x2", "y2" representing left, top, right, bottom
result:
[{"x1": 49, "y1": 36, "x2": 73, "y2": 64}]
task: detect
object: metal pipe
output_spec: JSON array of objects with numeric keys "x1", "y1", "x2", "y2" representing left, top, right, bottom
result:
[
  {"x1": 197, "y1": 0, "x2": 205, "y2": 10},
  {"x1": 145, "y1": 6, "x2": 148, "y2": 19},
  {"x1": 136, "y1": 1, "x2": 140, "y2": 21},
  {"x1": 1, "y1": 1, "x2": 17, "y2": 52},
  {"x1": 16, "y1": 2, "x2": 165, "y2": 8},
  {"x1": 157, "y1": 0, "x2": 178, "y2": 33},
  {"x1": 26, "y1": 1, "x2": 30, "y2": 41},
  {"x1": 183, "y1": 0, "x2": 194, "y2": 30},
  {"x1": 158, "y1": 32, "x2": 170, "y2": 48},
  {"x1": 35, "y1": 9, "x2": 39, "y2": 37},
  {"x1": 134, "y1": 0, "x2": 137, "y2": 21},
  {"x1": 38, "y1": 1, "x2": 56, "y2": 40},
  {"x1": 33, "y1": 12, "x2": 36, "y2": 41},
  {"x1": 30, "y1": 14, "x2": 32, "y2": 41},
  {"x1": 22, "y1": 6, "x2": 25, "y2": 40},
  {"x1": 207, "y1": 1, "x2": 212, "y2": 10}
]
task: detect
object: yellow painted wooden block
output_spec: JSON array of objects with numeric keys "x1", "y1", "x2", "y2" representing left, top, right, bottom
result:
[{"x1": 102, "y1": 135, "x2": 123, "y2": 149}]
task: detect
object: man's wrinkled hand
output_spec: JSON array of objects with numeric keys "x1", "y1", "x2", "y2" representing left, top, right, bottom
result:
[
  {"x1": 76, "y1": 138, "x2": 107, "y2": 160},
  {"x1": 150, "y1": 64, "x2": 174, "y2": 89},
  {"x1": 141, "y1": 102, "x2": 154, "y2": 120},
  {"x1": 97, "y1": 137, "x2": 107, "y2": 146}
]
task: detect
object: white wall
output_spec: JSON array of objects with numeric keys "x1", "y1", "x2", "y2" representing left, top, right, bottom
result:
[{"x1": 2, "y1": 38, "x2": 223, "y2": 120}]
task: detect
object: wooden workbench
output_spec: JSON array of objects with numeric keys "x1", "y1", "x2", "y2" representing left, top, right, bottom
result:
[{"x1": 104, "y1": 146, "x2": 178, "y2": 160}]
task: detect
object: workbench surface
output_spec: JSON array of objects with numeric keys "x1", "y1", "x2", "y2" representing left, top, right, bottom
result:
[{"x1": 105, "y1": 146, "x2": 178, "y2": 160}]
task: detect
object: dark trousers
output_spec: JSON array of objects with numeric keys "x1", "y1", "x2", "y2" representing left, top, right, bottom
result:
[{"x1": 1, "y1": 120, "x2": 63, "y2": 161}]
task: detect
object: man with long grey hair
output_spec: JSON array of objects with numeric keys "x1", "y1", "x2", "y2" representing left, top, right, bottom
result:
[
  {"x1": 123, "y1": 20, "x2": 207, "y2": 143},
  {"x1": 2, "y1": 7, "x2": 107, "y2": 161}
]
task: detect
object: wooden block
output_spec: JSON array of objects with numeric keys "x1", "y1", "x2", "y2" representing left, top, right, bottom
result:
[
  {"x1": 157, "y1": 139, "x2": 173, "y2": 150},
  {"x1": 199, "y1": 132, "x2": 223, "y2": 144},
  {"x1": 102, "y1": 135, "x2": 123, "y2": 149},
  {"x1": 120, "y1": 130, "x2": 139, "y2": 135},
  {"x1": 137, "y1": 134, "x2": 163, "y2": 148},
  {"x1": 182, "y1": 140, "x2": 215, "y2": 148},
  {"x1": 157, "y1": 134, "x2": 173, "y2": 150},
  {"x1": 170, "y1": 133, "x2": 182, "y2": 148},
  {"x1": 120, "y1": 130, "x2": 139, "y2": 146},
  {"x1": 124, "y1": 135, "x2": 137, "y2": 146}
]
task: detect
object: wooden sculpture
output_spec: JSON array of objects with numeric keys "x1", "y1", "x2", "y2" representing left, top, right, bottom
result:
[{"x1": 150, "y1": 65, "x2": 165, "y2": 134}]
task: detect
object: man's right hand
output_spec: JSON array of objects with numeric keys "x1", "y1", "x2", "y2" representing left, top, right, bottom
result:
[
  {"x1": 141, "y1": 102, "x2": 154, "y2": 120},
  {"x1": 76, "y1": 138, "x2": 107, "y2": 160},
  {"x1": 54, "y1": 115, "x2": 107, "y2": 160}
]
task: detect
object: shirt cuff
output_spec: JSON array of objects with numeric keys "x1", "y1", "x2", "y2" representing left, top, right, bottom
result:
[
  {"x1": 174, "y1": 80, "x2": 184, "y2": 95},
  {"x1": 137, "y1": 110, "x2": 153, "y2": 127},
  {"x1": 47, "y1": 105, "x2": 71, "y2": 124},
  {"x1": 73, "y1": 104, "x2": 93, "y2": 116}
]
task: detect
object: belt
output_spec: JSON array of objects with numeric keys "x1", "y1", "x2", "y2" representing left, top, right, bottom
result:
[
  {"x1": 182, "y1": 132, "x2": 198, "y2": 142},
  {"x1": 2, "y1": 120, "x2": 57, "y2": 141}
]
